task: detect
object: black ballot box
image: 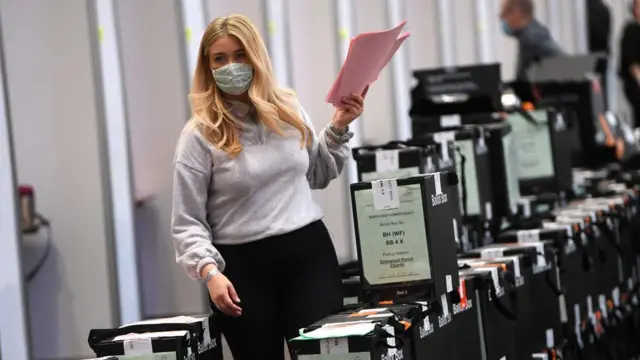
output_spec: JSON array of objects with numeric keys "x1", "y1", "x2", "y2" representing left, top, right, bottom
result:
[
  {"x1": 350, "y1": 172, "x2": 461, "y2": 303},
  {"x1": 87, "y1": 315, "x2": 222, "y2": 360},
  {"x1": 290, "y1": 307, "x2": 415, "y2": 360},
  {"x1": 449, "y1": 272, "x2": 484, "y2": 360},
  {"x1": 352, "y1": 143, "x2": 429, "y2": 182},
  {"x1": 457, "y1": 259, "x2": 519, "y2": 360},
  {"x1": 409, "y1": 63, "x2": 503, "y2": 135},
  {"x1": 506, "y1": 108, "x2": 573, "y2": 195},
  {"x1": 482, "y1": 122, "x2": 521, "y2": 233}
]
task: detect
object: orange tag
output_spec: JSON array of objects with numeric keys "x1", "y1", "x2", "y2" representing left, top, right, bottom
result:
[{"x1": 458, "y1": 279, "x2": 468, "y2": 309}]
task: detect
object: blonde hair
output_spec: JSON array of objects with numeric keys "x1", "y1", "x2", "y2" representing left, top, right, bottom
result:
[{"x1": 189, "y1": 14, "x2": 312, "y2": 156}]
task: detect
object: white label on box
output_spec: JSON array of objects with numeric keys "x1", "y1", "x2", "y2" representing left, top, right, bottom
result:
[
  {"x1": 485, "y1": 202, "x2": 493, "y2": 220},
  {"x1": 426, "y1": 156, "x2": 435, "y2": 172},
  {"x1": 320, "y1": 338, "x2": 349, "y2": 355},
  {"x1": 440, "y1": 114, "x2": 461, "y2": 128},
  {"x1": 534, "y1": 242, "x2": 547, "y2": 267},
  {"x1": 520, "y1": 198, "x2": 532, "y2": 218},
  {"x1": 202, "y1": 318, "x2": 211, "y2": 345},
  {"x1": 613, "y1": 287, "x2": 621, "y2": 307},
  {"x1": 446, "y1": 275, "x2": 453, "y2": 293},
  {"x1": 382, "y1": 325, "x2": 397, "y2": 356},
  {"x1": 546, "y1": 328, "x2": 555, "y2": 348},
  {"x1": 598, "y1": 294, "x2": 608, "y2": 320},
  {"x1": 532, "y1": 354, "x2": 549, "y2": 360},
  {"x1": 587, "y1": 295, "x2": 594, "y2": 318},
  {"x1": 512, "y1": 256, "x2": 521, "y2": 278},
  {"x1": 372, "y1": 179, "x2": 400, "y2": 211},
  {"x1": 481, "y1": 247, "x2": 506, "y2": 259},
  {"x1": 517, "y1": 229, "x2": 540, "y2": 243},
  {"x1": 441, "y1": 293, "x2": 450, "y2": 317},
  {"x1": 375, "y1": 150, "x2": 400, "y2": 172},
  {"x1": 434, "y1": 172, "x2": 442, "y2": 195},
  {"x1": 453, "y1": 219, "x2": 459, "y2": 243},
  {"x1": 122, "y1": 338, "x2": 153, "y2": 355}
]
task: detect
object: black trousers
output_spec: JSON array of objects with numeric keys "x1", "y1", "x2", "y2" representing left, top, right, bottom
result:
[
  {"x1": 211, "y1": 220, "x2": 343, "y2": 360},
  {"x1": 624, "y1": 79, "x2": 640, "y2": 127}
]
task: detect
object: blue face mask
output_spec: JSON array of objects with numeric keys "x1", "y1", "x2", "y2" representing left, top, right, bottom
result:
[
  {"x1": 501, "y1": 20, "x2": 516, "y2": 36},
  {"x1": 212, "y1": 63, "x2": 253, "y2": 95}
]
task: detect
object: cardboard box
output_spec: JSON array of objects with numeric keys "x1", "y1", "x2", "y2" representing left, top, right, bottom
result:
[
  {"x1": 87, "y1": 315, "x2": 222, "y2": 360},
  {"x1": 350, "y1": 173, "x2": 460, "y2": 303}
]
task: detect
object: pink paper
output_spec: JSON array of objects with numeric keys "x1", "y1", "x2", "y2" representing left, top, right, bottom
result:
[{"x1": 326, "y1": 21, "x2": 411, "y2": 106}]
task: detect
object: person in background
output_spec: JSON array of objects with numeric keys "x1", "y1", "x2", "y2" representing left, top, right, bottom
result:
[
  {"x1": 619, "y1": 0, "x2": 640, "y2": 125},
  {"x1": 500, "y1": 0, "x2": 564, "y2": 81},
  {"x1": 587, "y1": 0, "x2": 612, "y2": 109},
  {"x1": 171, "y1": 14, "x2": 367, "y2": 360}
]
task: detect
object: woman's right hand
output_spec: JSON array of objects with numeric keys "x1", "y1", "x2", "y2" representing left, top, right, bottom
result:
[{"x1": 207, "y1": 271, "x2": 242, "y2": 317}]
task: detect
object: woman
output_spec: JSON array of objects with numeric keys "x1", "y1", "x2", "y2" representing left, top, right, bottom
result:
[
  {"x1": 171, "y1": 14, "x2": 366, "y2": 359},
  {"x1": 619, "y1": 0, "x2": 640, "y2": 124}
]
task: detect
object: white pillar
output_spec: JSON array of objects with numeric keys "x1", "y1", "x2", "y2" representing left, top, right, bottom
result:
[
  {"x1": 264, "y1": 0, "x2": 292, "y2": 87},
  {"x1": 180, "y1": 0, "x2": 207, "y2": 83},
  {"x1": 573, "y1": 0, "x2": 589, "y2": 54},
  {"x1": 475, "y1": 0, "x2": 496, "y2": 63},
  {"x1": 386, "y1": 0, "x2": 411, "y2": 140},
  {"x1": 335, "y1": 0, "x2": 361, "y2": 259},
  {"x1": 0, "y1": 14, "x2": 31, "y2": 359},
  {"x1": 92, "y1": 0, "x2": 142, "y2": 325},
  {"x1": 546, "y1": 0, "x2": 563, "y2": 46},
  {"x1": 436, "y1": 0, "x2": 456, "y2": 66}
]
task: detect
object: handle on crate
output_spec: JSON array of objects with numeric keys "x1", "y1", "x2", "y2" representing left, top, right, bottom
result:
[
  {"x1": 455, "y1": 145, "x2": 468, "y2": 217},
  {"x1": 595, "y1": 221, "x2": 625, "y2": 257},
  {"x1": 486, "y1": 278, "x2": 518, "y2": 321},
  {"x1": 88, "y1": 322, "x2": 202, "y2": 350}
]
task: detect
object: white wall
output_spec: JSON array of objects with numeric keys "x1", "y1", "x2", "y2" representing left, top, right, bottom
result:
[
  {"x1": 406, "y1": 0, "x2": 441, "y2": 71},
  {"x1": 286, "y1": 0, "x2": 353, "y2": 262},
  {"x1": 453, "y1": 0, "x2": 478, "y2": 66},
  {"x1": 115, "y1": 0, "x2": 207, "y2": 318},
  {"x1": 353, "y1": 0, "x2": 397, "y2": 145},
  {"x1": 0, "y1": 0, "x2": 118, "y2": 358}
]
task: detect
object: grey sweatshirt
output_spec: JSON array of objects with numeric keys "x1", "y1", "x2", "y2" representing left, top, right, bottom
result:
[{"x1": 171, "y1": 99, "x2": 351, "y2": 280}]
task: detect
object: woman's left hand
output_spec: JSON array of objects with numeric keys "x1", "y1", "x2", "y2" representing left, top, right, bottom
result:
[{"x1": 331, "y1": 86, "x2": 368, "y2": 130}]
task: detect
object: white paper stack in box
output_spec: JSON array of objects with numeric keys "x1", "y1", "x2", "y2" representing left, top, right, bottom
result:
[{"x1": 87, "y1": 315, "x2": 222, "y2": 360}]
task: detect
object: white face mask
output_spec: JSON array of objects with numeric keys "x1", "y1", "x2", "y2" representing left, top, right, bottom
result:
[{"x1": 211, "y1": 63, "x2": 253, "y2": 95}]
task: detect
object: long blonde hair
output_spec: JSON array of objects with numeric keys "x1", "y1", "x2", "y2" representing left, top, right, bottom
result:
[{"x1": 189, "y1": 14, "x2": 312, "y2": 156}]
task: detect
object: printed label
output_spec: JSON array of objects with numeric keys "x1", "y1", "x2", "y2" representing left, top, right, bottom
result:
[
  {"x1": 320, "y1": 337, "x2": 349, "y2": 355},
  {"x1": 123, "y1": 338, "x2": 153, "y2": 355},
  {"x1": 440, "y1": 114, "x2": 461, "y2": 127},
  {"x1": 372, "y1": 179, "x2": 400, "y2": 211},
  {"x1": 546, "y1": 328, "x2": 554, "y2": 348},
  {"x1": 375, "y1": 150, "x2": 400, "y2": 172},
  {"x1": 517, "y1": 229, "x2": 540, "y2": 243},
  {"x1": 480, "y1": 247, "x2": 505, "y2": 259},
  {"x1": 354, "y1": 185, "x2": 431, "y2": 286}
]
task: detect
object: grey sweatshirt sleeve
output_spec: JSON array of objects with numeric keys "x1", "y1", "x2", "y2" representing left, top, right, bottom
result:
[
  {"x1": 171, "y1": 124, "x2": 226, "y2": 280},
  {"x1": 300, "y1": 105, "x2": 352, "y2": 190}
]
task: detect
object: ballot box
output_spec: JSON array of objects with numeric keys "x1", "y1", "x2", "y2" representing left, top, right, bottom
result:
[
  {"x1": 409, "y1": 63, "x2": 503, "y2": 135},
  {"x1": 481, "y1": 122, "x2": 521, "y2": 234},
  {"x1": 87, "y1": 315, "x2": 222, "y2": 360},
  {"x1": 352, "y1": 143, "x2": 429, "y2": 182},
  {"x1": 506, "y1": 108, "x2": 573, "y2": 195},
  {"x1": 289, "y1": 306, "x2": 416, "y2": 360},
  {"x1": 349, "y1": 172, "x2": 461, "y2": 303},
  {"x1": 457, "y1": 259, "x2": 519, "y2": 360}
]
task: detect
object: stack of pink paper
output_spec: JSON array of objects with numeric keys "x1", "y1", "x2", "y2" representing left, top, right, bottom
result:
[{"x1": 326, "y1": 20, "x2": 411, "y2": 107}]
